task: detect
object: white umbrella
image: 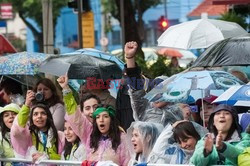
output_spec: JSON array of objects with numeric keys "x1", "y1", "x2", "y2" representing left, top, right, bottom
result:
[{"x1": 157, "y1": 18, "x2": 248, "y2": 49}]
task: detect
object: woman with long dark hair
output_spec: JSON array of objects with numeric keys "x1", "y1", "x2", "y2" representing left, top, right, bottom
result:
[
  {"x1": 191, "y1": 104, "x2": 250, "y2": 166},
  {"x1": 11, "y1": 90, "x2": 65, "y2": 163},
  {"x1": 0, "y1": 103, "x2": 20, "y2": 165},
  {"x1": 88, "y1": 105, "x2": 130, "y2": 165},
  {"x1": 33, "y1": 78, "x2": 65, "y2": 131}
]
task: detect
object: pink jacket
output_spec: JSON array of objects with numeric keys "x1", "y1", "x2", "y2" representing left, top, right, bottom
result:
[
  {"x1": 10, "y1": 105, "x2": 65, "y2": 158},
  {"x1": 64, "y1": 92, "x2": 131, "y2": 166}
]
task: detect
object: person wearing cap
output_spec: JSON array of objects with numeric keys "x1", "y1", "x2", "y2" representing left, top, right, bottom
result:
[
  {"x1": 190, "y1": 104, "x2": 250, "y2": 166},
  {"x1": 195, "y1": 95, "x2": 217, "y2": 127},
  {"x1": 0, "y1": 103, "x2": 20, "y2": 165}
]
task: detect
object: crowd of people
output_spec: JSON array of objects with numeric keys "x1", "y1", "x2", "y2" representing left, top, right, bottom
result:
[{"x1": 0, "y1": 41, "x2": 249, "y2": 166}]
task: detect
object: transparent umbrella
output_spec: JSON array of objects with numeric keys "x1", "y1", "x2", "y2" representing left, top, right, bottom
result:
[{"x1": 158, "y1": 18, "x2": 248, "y2": 49}]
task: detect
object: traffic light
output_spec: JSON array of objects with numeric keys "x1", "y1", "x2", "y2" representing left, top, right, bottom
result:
[
  {"x1": 82, "y1": 0, "x2": 91, "y2": 12},
  {"x1": 68, "y1": 0, "x2": 77, "y2": 9},
  {"x1": 158, "y1": 16, "x2": 168, "y2": 31}
]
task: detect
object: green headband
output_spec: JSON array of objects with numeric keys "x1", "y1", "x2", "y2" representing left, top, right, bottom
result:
[{"x1": 93, "y1": 106, "x2": 115, "y2": 119}]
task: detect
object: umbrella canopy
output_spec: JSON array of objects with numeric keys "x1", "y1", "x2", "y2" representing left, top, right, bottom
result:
[
  {"x1": 66, "y1": 48, "x2": 124, "y2": 70},
  {"x1": 157, "y1": 48, "x2": 183, "y2": 57},
  {"x1": 39, "y1": 53, "x2": 123, "y2": 80},
  {"x1": 157, "y1": 18, "x2": 248, "y2": 49},
  {"x1": 191, "y1": 35, "x2": 250, "y2": 67},
  {"x1": 213, "y1": 85, "x2": 250, "y2": 106},
  {"x1": 0, "y1": 52, "x2": 52, "y2": 75},
  {"x1": 144, "y1": 70, "x2": 244, "y2": 103}
]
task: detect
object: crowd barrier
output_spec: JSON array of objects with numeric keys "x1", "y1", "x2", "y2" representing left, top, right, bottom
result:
[{"x1": 0, "y1": 158, "x2": 230, "y2": 166}]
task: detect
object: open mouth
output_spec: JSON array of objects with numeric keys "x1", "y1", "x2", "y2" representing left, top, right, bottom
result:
[
  {"x1": 133, "y1": 143, "x2": 137, "y2": 149},
  {"x1": 99, "y1": 124, "x2": 105, "y2": 130},
  {"x1": 36, "y1": 120, "x2": 44, "y2": 124}
]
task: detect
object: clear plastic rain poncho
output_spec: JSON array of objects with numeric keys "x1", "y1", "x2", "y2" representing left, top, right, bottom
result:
[
  {"x1": 128, "y1": 88, "x2": 184, "y2": 127},
  {"x1": 148, "y1": 121, "x2": 208, "y2": 164},
  {"x1": 127, "y1": 121, "x2": 164, "y2": 165}
]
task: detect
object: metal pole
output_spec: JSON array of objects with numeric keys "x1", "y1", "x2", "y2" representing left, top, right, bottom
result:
[
  {"x1": 120, "y1": 0, "x2": 125, "y2": 50},
  {"x1": 42, "y1": 0, "x2": 55, "y2": 81},
  {"x1": 0, "y1": 158, "x2": 195, "y2": 166},
  {"x1": 77, "y1": 0, "x2": 83, "y2": 48},
  {"x1": 42, "y1": 0, "x2": 54, "y2": 54},
  {"x1": 101, "y1": 4, "x2": 107, "y2": 52},
  {"x1": 164, "y1": 0, "x2": 167, "y2": 19}
]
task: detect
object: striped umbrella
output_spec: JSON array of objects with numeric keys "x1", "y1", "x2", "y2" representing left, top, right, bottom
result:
[{"x1": 213, "y1": 85, "x2": 250, "y2": 106}]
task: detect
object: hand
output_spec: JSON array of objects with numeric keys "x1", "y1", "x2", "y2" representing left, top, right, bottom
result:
[
  {"x1": 172, "y1": 120, "x2": 188, "y2": 128},
  {"x1": 57, "y1": 74, "x2": 69, "y2": 89},
  {"x1": 124, "y1": 41, "x2": 138, "y2": 59},
  {"x1": 32, "y1": 152, "x2": 44, "y2": 163},
  {"x1": 25, "y1": 90, "x2": 35, "y2": 107},
  {"x1": 216, "y1": 131, "x2": 224, "y2": 150},
  {"x1": 204, "y1": 133, "x2": 213, "y2": 154}
]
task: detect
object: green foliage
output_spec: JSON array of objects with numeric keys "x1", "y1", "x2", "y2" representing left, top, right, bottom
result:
[
  {"x1": 233, "y1": 4, "x2": 250, "y2": 17},
  {"x1": 9, "y1": 37, "x2": 26, "y2": 52},
  {"x1": 134, "y1": 0, "x2": 161, "y2": 13},
  {"x1": 101, "y1": 0, "x2": 161, "y2": 32},
  {"x1": 101, "y1": 0, "x2": 117, "y2": 15},
  {"x1": 0, "y1": 0, "x2": 67, "y2": 51},
  {"x1": 219, "y1": 12, "x2": 248, "y2": 29},
  {"x1": 0, "y1": 0, "x2": 67, "y2": 30},
  {"x1": 147, "y1": 56, "x2": 185, "y2": 78},
  {"x1": 18, "y1": 0, "x2": 66, "y2": 29}
]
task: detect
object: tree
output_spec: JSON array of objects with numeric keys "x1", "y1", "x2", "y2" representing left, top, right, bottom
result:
[
  {"x1": 102, "y1": 0, "x2": 161, "y2": 47},
  {"x1": 219, "y1": 12, "x2": 247, "y2": 30},
  {"x1": 0, "y1": 0, "x2": 67, "y2": 52},
  {"x1": 101, "y1": 0, "x2": 162, "y2": 78}
]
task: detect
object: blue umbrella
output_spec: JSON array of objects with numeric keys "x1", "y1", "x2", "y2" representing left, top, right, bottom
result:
[
  {"x1": 0, "y1": 52, "x2": 52, "y2": 75},
  {"x1": 213, "y1": 85, "x2": 250, "y2": 106}
]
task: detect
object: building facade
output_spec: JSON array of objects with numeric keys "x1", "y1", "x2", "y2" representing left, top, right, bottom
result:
[{"x1": 27, "y1": 0, "x2": 203, "y2": 53}]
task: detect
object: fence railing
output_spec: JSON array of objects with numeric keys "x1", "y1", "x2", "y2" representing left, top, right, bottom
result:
[{"x1": 0, "y1": 158, "x2": 230, "y2": 166}]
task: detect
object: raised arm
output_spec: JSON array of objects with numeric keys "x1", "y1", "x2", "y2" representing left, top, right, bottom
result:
[
  {"x1": 125, "y1": 41, "x2": 137, "y2": 68},
  {"x1": 57, "y1": 75, "x2": 92, "y2": 144},
  {"x1": 148, "y1": 124, "x2": 176, "y2": 163},
  {"x1": 11, "y1": 90, "x2": 34, "y2": 157}
]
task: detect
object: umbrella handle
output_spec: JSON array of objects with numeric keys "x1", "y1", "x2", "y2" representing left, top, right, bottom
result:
[{"x1": 0, "y1": 75, "x2": 3, "y2": 84}]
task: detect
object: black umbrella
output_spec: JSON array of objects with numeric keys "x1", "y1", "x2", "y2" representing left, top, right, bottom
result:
[
  {"x1": 39, "y1": 54, "x2": 122, "y2": 80},
  {"x1": 191, "y1": 35, "x2": 250, "y2": 68}
]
